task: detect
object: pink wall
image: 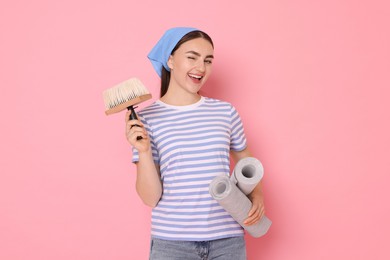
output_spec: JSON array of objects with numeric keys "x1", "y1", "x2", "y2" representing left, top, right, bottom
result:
[{"x1": 1, "y1": 0, "x2": 389, "y2": 259}]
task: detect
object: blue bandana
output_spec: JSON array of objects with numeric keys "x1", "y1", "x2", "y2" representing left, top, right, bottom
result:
[{"x1": 148, "y1": 27, "x2": 198, "y2": 77}]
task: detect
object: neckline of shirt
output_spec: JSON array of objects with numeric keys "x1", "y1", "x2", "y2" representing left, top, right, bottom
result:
[{"x1": 156, "y1": 96, "x2": 205, "y2": 110}]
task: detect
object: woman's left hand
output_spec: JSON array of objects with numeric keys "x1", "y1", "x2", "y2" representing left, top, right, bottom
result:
[
  {"x1": 243, "y1": 192, "x2": 265, "y2": 226},
  {"x1": 230, "y1": 149, "x2": 266, "y2": 226}
]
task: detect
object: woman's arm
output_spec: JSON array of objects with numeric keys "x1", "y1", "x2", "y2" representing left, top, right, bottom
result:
[
  {"x1": 125, "y1": 111, "x2": 162, "y2": 207},
  {"x1": 135, "y1": 150, "x2": 162, "y2": 208},
  {"x1": 230, "y1": 147, "x2": 265, "y2": 226}
]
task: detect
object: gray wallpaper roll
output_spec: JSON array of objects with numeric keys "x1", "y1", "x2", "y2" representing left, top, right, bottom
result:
[
  {"x1": 231, "y1": 157, "x2": 264, "y2": 195},
  {"x1": 209, "y1": 157, "x2": 272, "y2": 238}
]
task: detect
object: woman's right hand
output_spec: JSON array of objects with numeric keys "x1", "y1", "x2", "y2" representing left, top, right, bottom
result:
[{"x1": 125, "y1": 110, "x2": 151, "y2": 153}]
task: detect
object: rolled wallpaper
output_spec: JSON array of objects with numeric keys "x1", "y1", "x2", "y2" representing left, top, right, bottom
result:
[
  {"x1": 231, "y1": 157, "x2": 264, "y2": 195},
  {"x1": 209, "y1": 157, "x2": 272, "y2": 237}
]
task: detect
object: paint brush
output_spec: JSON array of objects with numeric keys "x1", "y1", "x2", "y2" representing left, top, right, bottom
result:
[{"x1": 103, "y1": 77, "x2": 152, "y2": 139}]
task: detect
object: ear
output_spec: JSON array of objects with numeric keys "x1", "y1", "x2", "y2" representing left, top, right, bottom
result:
[{"x1": 167, "y1": 55, "x2": 174, "y2": 70}]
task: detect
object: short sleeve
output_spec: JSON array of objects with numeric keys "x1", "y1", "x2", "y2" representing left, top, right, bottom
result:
[
  {"x1": 131, "y1": 114, "x2": 160, "y2": 165},
  {"x1": 230, "y1": 105, "x2": 247, "y2": 151}
]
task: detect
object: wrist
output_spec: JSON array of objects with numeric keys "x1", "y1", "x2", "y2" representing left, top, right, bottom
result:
[
  {"x1": 249, "y1": 188, "x2": 264, "y2": 201},
  {"x1": 138, "y1": 148, "x2": 153, "y2": 159}
]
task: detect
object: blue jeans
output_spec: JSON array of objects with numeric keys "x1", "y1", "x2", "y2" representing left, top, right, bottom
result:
[{"x1": 149, "y1": 236, "x2": 246, "y2": 260}]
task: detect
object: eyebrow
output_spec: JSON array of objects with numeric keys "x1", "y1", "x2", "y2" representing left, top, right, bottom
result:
[{"x1": 186, "y1": 50, "x2": 214, "y2": 59}]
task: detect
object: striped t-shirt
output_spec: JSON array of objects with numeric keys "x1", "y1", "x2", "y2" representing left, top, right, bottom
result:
[{"x1": 132, "y1": 96, "x2": 247, "y2": 241}]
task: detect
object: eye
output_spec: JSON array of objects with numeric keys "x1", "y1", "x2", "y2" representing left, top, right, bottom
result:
[
  {"x1": 205, "y1": 59, "x2": 213, "y2": 64},
  {"x1": 187, "y1": 56, "x2": 196, "y2": 60}
]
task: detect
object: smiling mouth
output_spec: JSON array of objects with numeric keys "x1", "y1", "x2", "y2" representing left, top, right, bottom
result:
[{"x1": 188, "y1": 74, "x2": 203, "y2": 81}]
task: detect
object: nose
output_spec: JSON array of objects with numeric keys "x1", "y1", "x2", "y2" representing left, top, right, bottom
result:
[{"x1": 196, "y1": 60, "x2": 206, "y2": 72}]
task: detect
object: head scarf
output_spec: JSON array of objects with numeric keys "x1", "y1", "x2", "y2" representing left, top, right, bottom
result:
[{"x1": 148, "y1": 27, "x2": 198, "y2": 77}]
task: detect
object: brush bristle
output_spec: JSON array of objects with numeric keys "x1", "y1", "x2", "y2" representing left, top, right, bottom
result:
[{"x1": 103, "y1": 78, "x2": 150, "y2": 110}]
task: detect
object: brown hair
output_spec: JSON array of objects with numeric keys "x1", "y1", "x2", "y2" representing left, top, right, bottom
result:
[{"x1": 160, "y1": 30, "x2": 214, "y2": 97}]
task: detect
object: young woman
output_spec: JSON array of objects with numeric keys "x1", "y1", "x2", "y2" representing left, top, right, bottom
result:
[{"x1": 125, "y1": 27, "x2": 265, "y2": 260}]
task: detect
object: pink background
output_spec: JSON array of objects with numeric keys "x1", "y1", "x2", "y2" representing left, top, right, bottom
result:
[{"x1": 1, "y1": 0, "x2": 389, "y2": 259}]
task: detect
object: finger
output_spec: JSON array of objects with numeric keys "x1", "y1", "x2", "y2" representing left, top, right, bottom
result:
[
  {"x1": 126, "y1": 120, "x2": 144, "y2": 132},
  {"x1": 250, "y1": 212, "x2": 266, "y2": 226},
  {"x1": 249, "y1": 216, "x2": 262, "y2": 226},
  {"x1": 244, "y1": 215, "x2": 259, "y2": 226},
  {"x1": 259, "y1": 207, "x2": 265, "y2": 219},
  {"x1": 128, "y1": 119, "x2": 144, "y2": 127},
  {"x1": 245, "y1": 210, "x2": 264, "y2": 226},
  {"x1": 132, "y1": 133, "x2": 148, "y2": 142},
  {"x1": 127, "y1": 126, "x2": 146, "y2": 139},
  {"x1": 127, "y1": 130, "x2": 148, "y2": 143},
  {"x1": 247, "y1": 204, "x2": 259, "y2": 218},
  {"x1": 244, "y1": 206, "x2": 265, "y2": 225},
  {"x1": 244, "y1": 211, "x2": 258, "y2": 225}
]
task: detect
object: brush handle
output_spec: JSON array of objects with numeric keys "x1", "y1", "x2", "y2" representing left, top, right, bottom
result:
[{"x1": 128, "y1": 106, "x2": 142, "y2": 140}]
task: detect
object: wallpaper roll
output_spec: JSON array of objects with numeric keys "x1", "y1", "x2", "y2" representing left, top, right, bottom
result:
[
  {"x1": 209, "y1": 175, "x2": 272, "y2": 237},
  {"x1": 231, "y1": 157, "x2": 264, "y2": 195}
]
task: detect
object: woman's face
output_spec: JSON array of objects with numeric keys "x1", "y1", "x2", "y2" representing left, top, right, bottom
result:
[{"x1": 167, "y1": 38, "x2": 214, "y2": 96}]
